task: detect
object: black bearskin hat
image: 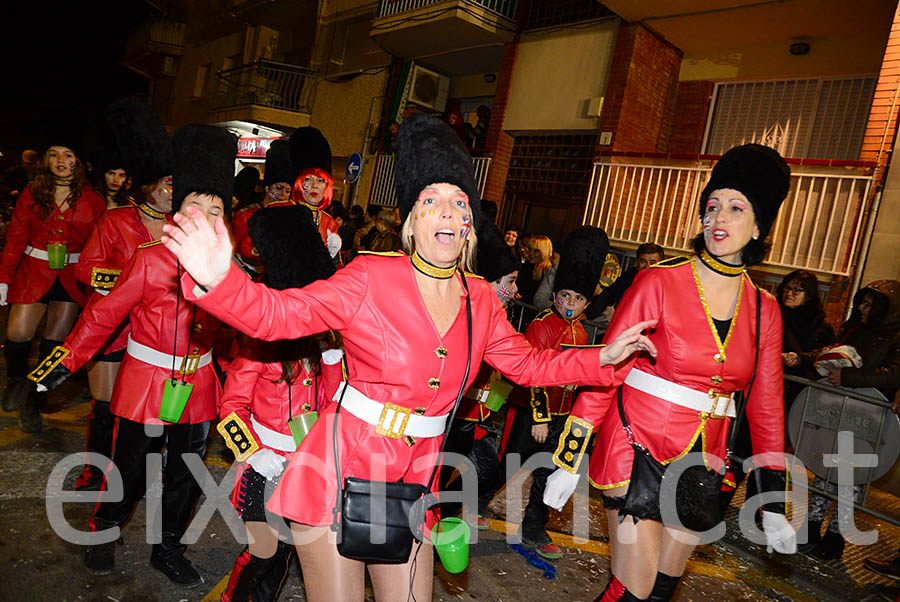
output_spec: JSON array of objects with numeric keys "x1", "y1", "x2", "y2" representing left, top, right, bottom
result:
[
  {"x1": 264, "y1": 139, "x2": 295, "y2": 186},
  {"x1": 172, "y1": 125, "x2": 237, "y2": 217},
  {"x1": 699, "y1": 143, "x2": 791, "y2": 241},
  {"x1": 106, "y1": 98, "x2": 174, "y2": 188},
  {"x1": 289, "y1": 127, "x2": 332, "y2": 176},
  {"x1": 394, "y1": 112, "x2": 481, "y2": 227},
  {"x1": 92, "y1": 122, "x2": 126, "y2": 175},
  {"x1": 234, "y1": 166, "x2": 260, "y2": 206},
  {"x1": 477, "y1": 223, "x2": 519, "y2": 283},
  {"x1": 40, "y1": 112, "x2": 85, "y2": 157},
  {"x1": 554, "y1": 226, "x2": 610, "y2": 299},
  {"x1": 249, "y1": 204, "x2": 335, "y2": 290}
]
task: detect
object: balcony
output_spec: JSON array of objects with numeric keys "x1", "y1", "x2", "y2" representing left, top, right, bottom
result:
[
  {"x1": 121, "y1": 17, "x2": 186, "y2": 77},
  {"x1": 369, "y1": 152, "x2": 492, "y2": 207},
  {"x1": 583, "y1": 153, "x2": 876, "y2": 276},
  {"x1": 371, "y1": 0, "x2": 517, "y2": 69},
  {"x1": 210, "y1": 60, "x2": 315, "y2": 130}
]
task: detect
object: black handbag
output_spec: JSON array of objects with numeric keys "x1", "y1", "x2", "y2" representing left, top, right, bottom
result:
[
  {"x1": 618, "y1": 288, "x2": 761, "y2": 531},
  {"x1": 330, "y1": 272, "x2": 473, "y2": 563}
]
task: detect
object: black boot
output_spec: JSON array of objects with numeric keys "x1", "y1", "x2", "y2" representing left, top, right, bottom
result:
[
  {"x1": 76, "y1": 399, "x2": 115, "y2": 490},
  {"x1": 814, "y1": 529, "x2": 845, "y2": 561},
  {"x1": 3, "y1": 339, "x2": 32, "y2": 411},
  {"x1": 151, "y1": 536, "x2": 203, "y2": 588},
  {"x1": 230, "y1": 553, "x2": 280, "y2": 601},
  {"x1": 253, "y1": 541, "x2": 292, "y2": 602},
  {"x1": 647, "y1": 572, "x2": 681, "y2": 602},
  {"x1": 798, "y1": 521, "x2": 823, "y2": 554},
  {"x1": 595, "y1": 576, "x2": 649, "y2": 601},
  {"x1": 19, "y1": 339, "x2": 59, "y2": 432}
]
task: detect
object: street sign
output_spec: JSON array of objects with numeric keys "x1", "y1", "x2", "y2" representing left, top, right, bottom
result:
[{"x1": 346, "y1": 152, "x2": 362, "y2": 183}]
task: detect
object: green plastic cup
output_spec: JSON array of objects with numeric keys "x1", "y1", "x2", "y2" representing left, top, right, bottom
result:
[
  {"x1": 160, "y1": 379, "x2": 193, "y2": 423},
  {"x1": 484, "y1": 378, "x2": 513, "y2": 412},
  {"x1": 47, "y1": 243, "x2": 67, "y2": 270},
  {"x1": 287, "y1": 411, "x2": 318, "y2": 448},
  {"x1": 432, "y1": 517, "x2": 470, "y2": 573}
]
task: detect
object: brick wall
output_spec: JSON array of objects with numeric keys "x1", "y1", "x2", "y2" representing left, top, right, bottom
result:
[
  {"x1": 860, "y1": 2, "x2": 900, "y2": 185},
  {"x1": 597, "y1": 24, "x2": 682, "y2": 154},
  {"x1": 669, "y1": 81, "x2": 714, "y2": 154},
  {"x1": 482, "y1": 38, "x2": 519, "y2": 212}
]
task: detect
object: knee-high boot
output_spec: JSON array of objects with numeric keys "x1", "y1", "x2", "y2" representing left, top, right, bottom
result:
[
  {"x1": 76, "y1": 399, "x2": 115, "y2": 490},
  {"x1": 229, "y1": 551, "x2": 283, "y2": 602},
  {"x1": 595, "y1": 576, "x2": 649, "y2": 601},
  {"x1": 19, "y1": 338, "x2": 58, "y2": 432},
  {"x1": 647, "y1": 572, "x2": 681, "y2": 602},
  {"x1": 253, "y1": 541, "x2": 292, "y2": 602},
  {"x1": 3, "y1": 339, "x2": 33, "y2": 411}
]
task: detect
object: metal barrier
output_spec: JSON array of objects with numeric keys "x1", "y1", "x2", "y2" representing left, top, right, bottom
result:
[
  {"x1": 377, "y1": 0, "x2": 518, "y2": 20},
  {"x1": 212, "y1": 60, "x2": 316, "y2": 114},
  {"x1": 508, "y1": 300, "x2": 608, "y2": 343},
  {"x1": 368, "y1": 154, "x2": 492, "y2": 207}
]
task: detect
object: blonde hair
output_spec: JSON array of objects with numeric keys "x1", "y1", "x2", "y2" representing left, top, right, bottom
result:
[
  {"x1": 400, "y1": 209, "x2": 478, "y2": 272},
  {"x1": 529, "y1": 235, "x2": 553, "y2": 280}
]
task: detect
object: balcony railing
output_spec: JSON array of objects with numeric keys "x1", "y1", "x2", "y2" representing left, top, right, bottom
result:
[
  {"x1": 211, "y1": 60, "x2": 315, "y2": 114},
  {"x1": 376, "y1": 0, "x2": 518, "y2": 21},
  {"x1": 583, "y1": 155, "x2": 875, "y2": 276},
  {"x1": 124, "y1": 17, "x2": 186, "y2": 57},
  {"x1": 369, "y1": 153, "x2": 492, "y2": 207}
]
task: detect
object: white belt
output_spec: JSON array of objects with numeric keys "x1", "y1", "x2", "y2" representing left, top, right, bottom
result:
[
  {"x1": 464, "y1": 388, "x2": 490, "y2": 404},
  {"x1": 126, "y1": 335, "x2": 213, "y2": 375},
  {"x1": 25, "y1": 245, "x2": 80, "y2": 263},
  {"x1": 624, "y1": 368, "x2": 736, "y2": 418},
  {"x1": 334, "y1": 382, "x2": 449, "y2": 439},
  {"x1": 251, "y1": 415, "x2": 295, "y2": 452}
]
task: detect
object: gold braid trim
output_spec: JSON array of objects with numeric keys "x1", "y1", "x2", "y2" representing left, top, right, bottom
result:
[
  {"x1": 217, "y1": 412, "x2": 261, "y2": 462},
  {"x1": 28, "y1": 346, "x2": 71, "y2": 383},
  {"x1": 552, "y1": 415, "x2": 594, "y2": 474},
  {"x1": 531, "y1": 387, "x2": 551, "y2": 423},
  {"x1": 90, "y1": 267, "x2": 121, "y2": 290}
]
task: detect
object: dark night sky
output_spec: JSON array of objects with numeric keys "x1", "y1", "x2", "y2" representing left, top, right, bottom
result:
[{"x1": 0, "y1": 1, "x2": 155, "y2": 164}]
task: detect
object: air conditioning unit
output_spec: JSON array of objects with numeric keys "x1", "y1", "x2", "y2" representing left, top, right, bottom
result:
[{"x1": 407, "y1": 64, "x2": 451, "y2": 113}]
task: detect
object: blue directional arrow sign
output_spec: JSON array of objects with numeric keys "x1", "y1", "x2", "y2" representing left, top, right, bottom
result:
[{"x1": 346, "y1": 153, "x2": 362, "y2": 184}]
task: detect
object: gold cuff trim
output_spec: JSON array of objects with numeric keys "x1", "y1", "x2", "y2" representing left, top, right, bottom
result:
[
  {"x1": 217, "y1": 412, "x2": 261, "y2": 462},
  {"x1": 552, "y1": 415, "x2": 593, "y2": 474},
  {"x1": 90, "y1": 267, "x2": 121, "y2": 290},
  {"x1": 28, "y1": 346, "x2": 70, "y2": 383},
  {"x1": 531, "y1": 387, "x2": 551, "y2": 423}
]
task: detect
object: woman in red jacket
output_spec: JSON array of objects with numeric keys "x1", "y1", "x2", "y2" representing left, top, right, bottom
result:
[
  {"x1": 0, "y1": 127, "x2": 105, "y2": 431},
  {"x1": 161, "y1": 113, "x2": 656, "y2": 602},
  {"x1": 219, "y1": 204, "x2": 344, "y2": 602},
  {"x1": 72, "y1": 98, "x2": 175, "y2": 491},
  {"x1": 288, "y1": 127, "x2": 341, "y2": 259},
  {"x1": 543, "y1": 145, "x2": 797, "y2": 602},
  {"x1": 30, "y1": 124, "x2": 237, "y2": 588}
]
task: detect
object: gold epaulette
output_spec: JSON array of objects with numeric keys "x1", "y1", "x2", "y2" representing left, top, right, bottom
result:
[
  {"x1": 138, "y1": 240, "x2": 163, "y2": 249},
  {"x1": 531, "y1": 387, "x2": 551, "y2": 423},
  {"x1": 651, "y1": 255, "x2": 691, "y2": 269},
  {"x1": 217, "y1": 412, "x2": 260, "y2": 462},
  {"x1": 531, "y1": 308, "x2": 554, "y2": 323},
  {"x1": 560, "y1": 343, "x2": 605, "y2": 349},
  {"x1": 108, "y1": 204, "x2": 132, "y2": 211},
  {"x1": 552, "y1": 415, "x2": 594, "y2": 473},
  {"x1": 462, "y1": 271, "x2": 483, "y2": 280},
  {"x1": 237, "y1": 203, "x2": 260, "y2": 213},
  {"x1": 28, "y1": 346, "x2": 70, "y2": 383},
  {"x1": 358, "y1": 250, "x2": 405, "y2": 256},
  {"x1": 90, "y1": 267, "x2": 121, "y2": 290}
]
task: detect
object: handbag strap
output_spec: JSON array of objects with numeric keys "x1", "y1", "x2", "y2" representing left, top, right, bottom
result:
[
  {"x1": 330, "y1": 269, "x2": 474, "y2": 530},
  {"x1": 618, "y1": 287, "x2": 763, "y2": 465}
]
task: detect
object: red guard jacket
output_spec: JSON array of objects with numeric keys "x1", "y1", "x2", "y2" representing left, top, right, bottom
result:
[
  {"x1": 297, "y1": 201, "x2": 340, "y2": 247},
  {"x1": 58, "y1": 242, "x2": 222, "y2": 424},
  {"x1": 183, "y1": 251, "x2": 617, "y2": 526},
  {"x1": 0, "y1": 184, "x2": 105, "y2": 305},
  {"x1": 561, "y1": 256, "x2": 785, "y2": 489},
  {"x1": 74, "y1": 202, "x2": 170, "y2": 354},
  {"x1": 232, "y1": 199, "x2": 294, "y2": 270}
]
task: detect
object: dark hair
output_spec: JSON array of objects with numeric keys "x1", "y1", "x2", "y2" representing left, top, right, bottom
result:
[
  {"x1": 636, "y1": 242, "x2": 664, "y2": 259},
  {"x1": 504, "y1": 225, "x2": 521, "y2": 234},
  {"x1": 691, "y1": 233, "x2": 769, "y2": 266},
  {"x1": 366, "y1": 204, "x2": 381, "y2": 219},
  {"x1": 776, "y1": 270, "x2": 822, "y2": 314},
  {"x1": 274, "y1": 336, "x2": 323, "y2": 385},
  {"x1": 848, "y1": 288, "x2": 891, "y2": 326}
]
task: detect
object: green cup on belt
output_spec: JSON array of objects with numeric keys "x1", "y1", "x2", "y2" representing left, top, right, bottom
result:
[
  {"x1": 483, "y1": 378, "x2": 513, "y2": 412},
  {"x1": 287, "y1": 411, "x2": 318, "y2": 448},
  {"x1": 432, "y1": 517, "x2": 470, "y2": 573},
  {"x1": 160, "y1": 379, "x2": 193, "y2": 423},
  {"x1": 47, "y1": 243, "x2": 68, "y2": 270}
]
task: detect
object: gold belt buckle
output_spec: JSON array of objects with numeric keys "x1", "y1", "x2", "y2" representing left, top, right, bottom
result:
[
  {"x1": 376, "y1": 402, "x2": 411, "y2": 439},
  {"x1": 476, "y1": 388, "x2": 490, "y2": 404},
  {"x1": 709, "y1": 393, "x2": 731, "y2": 419},
  {"x1": 178, "y1": 353, "x2": 202, "y2": 375}
]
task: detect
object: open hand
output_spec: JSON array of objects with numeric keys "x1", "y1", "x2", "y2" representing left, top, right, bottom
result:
[
  {"x1": 161, "y1": 207, "x2": 233, "y2": 290},
  {"x1": 531, "y1": 423, "x2": 549, "y2": 444},
  {"x1": 599, "y1": 319, "x2": 658, "y2": 366},
  {"x1": 824, "y1": 365, "x2": 842, "y2": 386}
]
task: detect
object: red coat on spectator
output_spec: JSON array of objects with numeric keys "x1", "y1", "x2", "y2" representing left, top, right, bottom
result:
[
  {"x1": 0, "y1": 184, "x2": 105, "y2": 305},
  {"x1": 183, "y1": 252, "x2": 616, "y2": 526},
  {"x1": 74, "y1": 202, "x2": 170, "y2": 354},
  {"x1": 57, "y1": 242, "x2": 222, "y2": 424}
]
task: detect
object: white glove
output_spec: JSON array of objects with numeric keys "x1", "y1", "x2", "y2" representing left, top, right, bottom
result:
[
  {"x1": 320, "y1": 348, "x2": 344, "y2": 365},
  {"x1": 762, "y1": 511, "x2": 796, "y2": 554},
  {"x1": 543, "y1": 468, "x2": 581, "y2": 511},
  {"x1": 0, "y1": 283, "x2": 8, "y2": 306},
  {"x1": 326, "y1": 230, "x2": 342, "y2": 258},
  {"x1": 247, "y1": 448, "x2": 287, "y2": 480}
]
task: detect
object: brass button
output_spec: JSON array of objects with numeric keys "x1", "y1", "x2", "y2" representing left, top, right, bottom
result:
[
  {"x1": 302, "y1": 377, "x2": 313, "y2": 387},
  {"x1": 191, "y1": 346, "x2": 199, "y2": 354},
  {"x1": 708, "y1": 388, "x2": 718, "y2": 399},
  {"x1": 428, "y1": 377, "x2": 440, "y2": 389},
  {"x1": 568, "y1": 440, "x2": 578, "y2": 450},
  {"x1": 564, "y1": 452, "x2": 574, "y2": 461},
  {"x1": 434, "y1": 346, "x2": 448, "y2": 359},
  {"x1": 193, "y1": 323, "x2": 203, "y2": 332},
  {"x1": 414, "y1": 406, "x2": 426, "y2": 415},
  {"x1": 58, "y1": 214, "x2": 65, "y2": 220},
  {"x1": 713, "y1": 353, "x2": 725, "y2": 364},
  {"x1": 573, "y1": 427, "x2": 583, "y2": 437},
  {"x1": 55, "y1": 228, "x2": 63, "y2": 234},
  {"x1": 301, "y1": 403, "x2": 311, "y2": 412},
  {"x1": 711, "y1": 375, "x2": 722, "y2": 385}
]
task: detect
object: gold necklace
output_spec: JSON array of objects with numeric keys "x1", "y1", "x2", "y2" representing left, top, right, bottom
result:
[
  {"x1": 699, "y1": 248, "x2": 744, "y2": 277},
  {"x1": 138, "y1": 203, "x2": 166, "y2": 220},
  {"x1": 411, "y1": 251, "x2": 457, "y2": 279}
]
